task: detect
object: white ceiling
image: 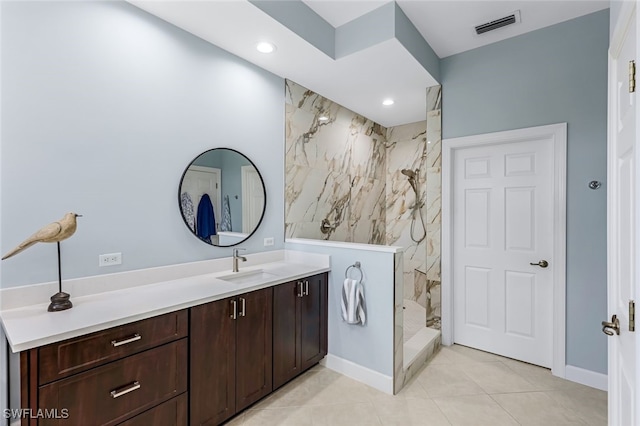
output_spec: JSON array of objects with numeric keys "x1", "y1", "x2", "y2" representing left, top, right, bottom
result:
[{"x1": 131, "y1": 0, "x2": 609, "y2": 128}]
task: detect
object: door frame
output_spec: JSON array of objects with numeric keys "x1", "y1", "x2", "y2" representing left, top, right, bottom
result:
[{"x1": 441, "y1": 122, "x2": 567, "y2": 377}]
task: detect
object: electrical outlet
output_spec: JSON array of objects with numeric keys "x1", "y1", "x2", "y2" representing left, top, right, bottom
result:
[
  {"x1": 99, "y1": 252, "x2": 122, "y2": 267},
  {"x1": 264, "y1": 237, "x2": 274, "y2": 247}
]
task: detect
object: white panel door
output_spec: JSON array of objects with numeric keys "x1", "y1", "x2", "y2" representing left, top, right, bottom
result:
[
  {"x1": 607, "y1": 3, "x2": 637, "y2": 424},
  {"x1": 453, "y1": 136, "x2": 554, "y2": 368},
  {"x1": 242, "y1": 166, "x2": 264, "y2": 233},
  {"x1": 181, "y1": 166, "x2": 222, "y2": 230}
]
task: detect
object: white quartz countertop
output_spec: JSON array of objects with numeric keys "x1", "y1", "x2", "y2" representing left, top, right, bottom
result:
[{"x1": 0, "y1": 251, "x2": 330, "y2": 352}]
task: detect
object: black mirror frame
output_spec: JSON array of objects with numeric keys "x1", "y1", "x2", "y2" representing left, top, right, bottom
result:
[{"x1": 178, "y1": 147, "x2": 267, "y2": 247}]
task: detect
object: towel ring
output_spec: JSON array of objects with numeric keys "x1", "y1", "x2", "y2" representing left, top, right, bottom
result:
[{"x1": 345, "y1": 261, "x2": 363, "y2": 282}]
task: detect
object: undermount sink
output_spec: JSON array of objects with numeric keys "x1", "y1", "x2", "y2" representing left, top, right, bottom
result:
[{"x1": 217, "y1": 269, "x2": 279, "y2": 285}]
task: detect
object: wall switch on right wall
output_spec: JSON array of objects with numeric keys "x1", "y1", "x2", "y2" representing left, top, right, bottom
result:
[{"x1": 264, "y1": 237, "x2": 274, "y2": 246}]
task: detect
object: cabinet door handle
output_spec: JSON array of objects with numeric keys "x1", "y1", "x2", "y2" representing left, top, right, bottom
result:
[
  {"x1": 230, "y1": 299, "x2": 237, "y2": 320},
  {"x1": 110, "y1": 381, "x2": 141, "y2": 399},
  {"x1": 111, "y1": 334, "x2": 141, "y2": 347},
  {"x1": 297, "y1": 281, "x2": 304, "y2": 298},
  {"x1": 239, "y1": 297, "x2": 246, "y2": 317},
  {"x1": 304, "y1": 280, "x2": 309, "y2": 296}
]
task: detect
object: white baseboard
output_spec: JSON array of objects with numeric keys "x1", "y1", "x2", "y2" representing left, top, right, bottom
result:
[
  {"x1": 320, "y1": 354, "x2": 393, "y2": 395},
  {"x1": 564, "y1": 364, "x2": 608, "y2": 391}
]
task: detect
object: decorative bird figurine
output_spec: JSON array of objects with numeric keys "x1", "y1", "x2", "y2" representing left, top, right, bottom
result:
[{"x1": 2, "y1": 213, "x2": 82, "y2": 260}]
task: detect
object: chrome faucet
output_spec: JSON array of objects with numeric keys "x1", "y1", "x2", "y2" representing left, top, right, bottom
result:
[{"x1": 232, "y1": 248, "x2": 247, "y2": 272}]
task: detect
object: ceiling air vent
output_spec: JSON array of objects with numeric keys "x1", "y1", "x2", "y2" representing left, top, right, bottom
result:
[{"x1": 475, "y1": 11, "x2": 521, "y2": 35}]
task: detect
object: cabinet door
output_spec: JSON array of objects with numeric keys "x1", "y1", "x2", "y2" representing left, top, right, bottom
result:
[
  {"x1": 235, "y1": 287, "x2": 273, "y2": 411},
  {"x1": 273, "y1": 281, "x2": 301, "y2": 389},
  {"x1": 300, "y1": 273, "x2": 328, "y2": 371},
  {"x1": 190, "y1": 299, "x2": 236, "y2": 426}
]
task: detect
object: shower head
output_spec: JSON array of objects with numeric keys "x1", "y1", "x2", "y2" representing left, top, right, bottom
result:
[
  {"x1": 401, "y1": 168, "x2": 419, "y2": 196},
  {"x1": 401, "y1": 169, "x2": 416, "y2": 179}
]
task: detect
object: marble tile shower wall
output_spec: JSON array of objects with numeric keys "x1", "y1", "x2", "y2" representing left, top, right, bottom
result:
[
  {"x1": 285, "y1": 80, "x2": 386, "y2": 244},
  {"x1": 384, "y1": 121, "x2": 428, "y2": 308}
]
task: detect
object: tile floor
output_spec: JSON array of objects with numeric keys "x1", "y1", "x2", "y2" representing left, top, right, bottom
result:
[{"x1": 224, "y1": 344, "x2": 607, "y2": 426}]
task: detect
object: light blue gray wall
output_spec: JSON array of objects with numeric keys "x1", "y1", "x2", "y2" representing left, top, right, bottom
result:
[
  {"x1": 394, "y1": 3, "x2": 440, "y2": 82},
  {"x1": 0, "y1": 1, "x2": 285, "y2": 288},
  {"x1": 441, "y1": 10, "x2": 609, "y2": 374},
  {"x1": 335, "y1": 3, "x2": 395, "y2": 58}
]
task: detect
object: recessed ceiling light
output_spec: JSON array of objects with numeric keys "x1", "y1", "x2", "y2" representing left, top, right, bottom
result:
[
  {"x1": 382, "y1": 99, "x2": 394, "y2": 106},
  {"x1": 318, "y1": 116, "x2": 329, "y2": 122},
  {"x1": 256, "y1": 41, "x2": 276, "y2": 54}
]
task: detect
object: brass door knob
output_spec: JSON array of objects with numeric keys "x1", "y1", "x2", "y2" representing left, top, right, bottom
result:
[
  {"x1": 529, "y1": 260, "x2": 549, "y2": 268},
  {"x1": 602, "y1": 314, "x2": 620, "y2": 336}
]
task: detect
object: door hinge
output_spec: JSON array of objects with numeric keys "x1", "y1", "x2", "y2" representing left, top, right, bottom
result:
[
  {"x1": 630, "y1": 300, "x2": 635, "y2": 332},
  {"x1": 630, "y1": 60, "x2": 636, "y2": 93}
]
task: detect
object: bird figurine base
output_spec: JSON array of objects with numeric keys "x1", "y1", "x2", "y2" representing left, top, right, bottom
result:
[{"x1": 48, "y1": 292, "x2": 73, "y2": 312}]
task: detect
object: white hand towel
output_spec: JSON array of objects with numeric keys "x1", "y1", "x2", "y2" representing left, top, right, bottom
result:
[{"x1": 341, "y1": 278, "x2": 366, "y2": 325}]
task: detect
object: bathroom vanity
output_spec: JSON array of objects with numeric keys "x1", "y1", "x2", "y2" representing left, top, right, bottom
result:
[{"x1": 0, "y1": 252, "x2": 329, "y2": 426}]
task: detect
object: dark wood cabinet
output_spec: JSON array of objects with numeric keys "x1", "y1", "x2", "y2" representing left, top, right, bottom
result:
[
  {"x1": 273, "y1": 273, "x2": 328, "y2": 389},
  {"x1": 20, "y1": 311, "x2": 188, "y2": 426},
  {"x1": 190, "y1": 287, "x2": 273, "y2": 425}
]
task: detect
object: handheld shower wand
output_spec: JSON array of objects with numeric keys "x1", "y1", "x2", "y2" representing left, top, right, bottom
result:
[
  {"x1": 401, "y1": 169, "x2": 419, "y2": 195},
  {"x1": 401, "y1": 168, "x2": 426, "y2": 243}
]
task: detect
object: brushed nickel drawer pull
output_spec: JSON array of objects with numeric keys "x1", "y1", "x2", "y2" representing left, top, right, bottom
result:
[
  {"x1": 230, "y1": 299, "x2": 237, "y2": 320},
  {"x1": 239, "y1": 297, "x2": 246, "y2": 317},
  {"x1": 111, "y1": 334, "x2": 141, "y2": 347},
  {"x1": 110, "y1": 381, "x2": 140, "y2": 399}
]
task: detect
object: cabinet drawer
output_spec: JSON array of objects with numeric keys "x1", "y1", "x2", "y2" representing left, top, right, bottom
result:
[
  {"x1": 38, "y1": 339, "x2": 188, "y2": 426},
  {"x1": 38, "y1": 310, "x2": 188, "y2": 384},
  {"x1": 117, "y1": 393, "x2": 187, "y2": 426}
]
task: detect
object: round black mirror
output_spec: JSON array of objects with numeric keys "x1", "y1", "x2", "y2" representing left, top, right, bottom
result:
[{"x1": 178, "y1": 148, "x2": 266, "y2": 247}]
